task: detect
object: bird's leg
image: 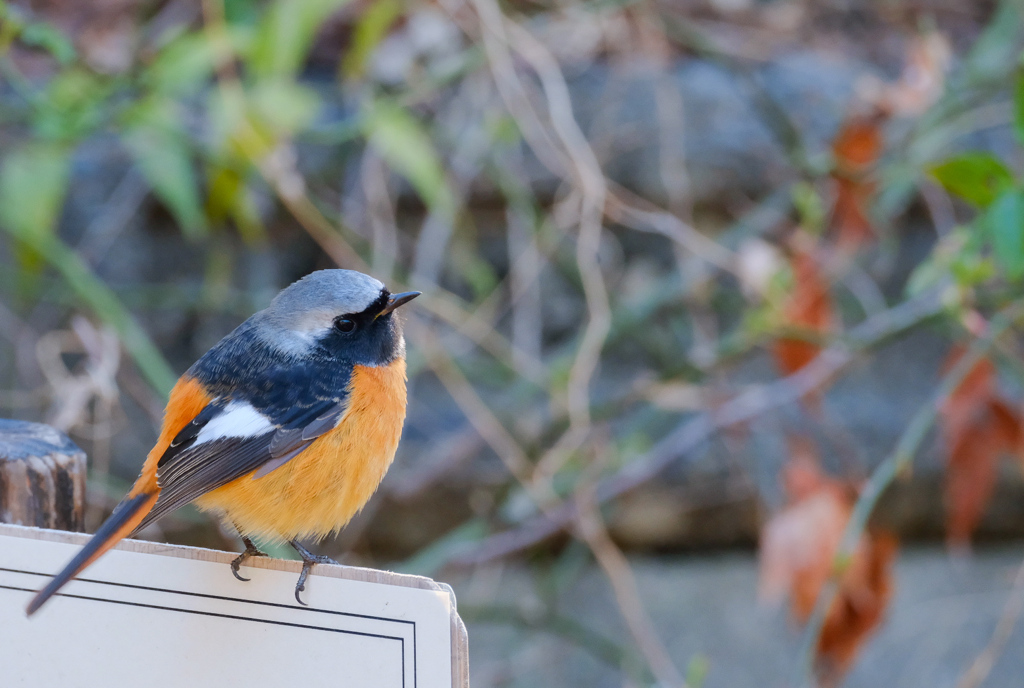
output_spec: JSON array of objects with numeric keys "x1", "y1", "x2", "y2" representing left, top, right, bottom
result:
[
  {"x1": 230, "y1": 536, "x2": 268, "y2": 582},
  {"x1": 289, "y1": 539, "x2": 339, "y2": 606}
]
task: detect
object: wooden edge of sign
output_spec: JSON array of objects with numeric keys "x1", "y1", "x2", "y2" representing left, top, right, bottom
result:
[{"x1": 0, "y1": 523, "x2": 470, "y2": 688}]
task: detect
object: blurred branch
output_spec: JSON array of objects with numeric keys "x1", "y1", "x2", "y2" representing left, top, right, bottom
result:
[
  {"x1": 575, "y1": 489, "x2": 688, "y2": 688},
  {"x1": 418, "y1": 326, "x2": 536, "y2": 487},
  {"x1": 460, "y1": 602, "x2": 649, "y2": 682},
  {"x1": 956, "y1": 555, "x2": 1024, "y2": 688},
  {"x1": 454, "y1": 0, "x2": 738, "y2": 277},
  {"x1": 452, "y1": 288, "x2": 947, "y2": 566},
  {"x1": 605, "y1": 184, "x2": 736, "y2": 273},
  {"x1": 497, "y1": 13, "x2": 611, "y2": 434},
  {"x1": 199, "y1": 0, "x2": 555, "y2": 388}
]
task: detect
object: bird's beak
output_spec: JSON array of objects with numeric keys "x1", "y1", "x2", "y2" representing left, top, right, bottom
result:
[{"x1": 377, "y1": 291, "x2": 421, "y2": 318}]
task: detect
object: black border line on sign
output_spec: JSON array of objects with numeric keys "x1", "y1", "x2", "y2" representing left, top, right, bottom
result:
[
  {"x1": 1, "y1": 565, "x2": 425, "y2": 688},
  {"x1": 0, "y1": 584, "x2": 406, "y2": 688}
]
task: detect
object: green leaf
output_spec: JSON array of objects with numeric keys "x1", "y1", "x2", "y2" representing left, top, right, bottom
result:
[
  {"x1": 34, "y1": 68, "x2": 107, "y2": 141},
  {"x1": 791, "y1": 181, "x2": 825, "y2": 234},
  {"x1": 19, "y1": 21, "x2": 76, "y2": 64},
  {"x1": 686, "y1": 655, "x2": 711, "y2": 688},
  {"x1": 986, "y1": 189, "x2": 1024, "y2": 280},
  {"x1": 126, "y1": 129, "x2": 208, "y2": 239},
  {"x1": 145, "y1": 32, "x2": 216, "y2": 95},
  {"x1": 123, "y1": 101, "x2": 208, "y2": 239},
  {"x1": 224, "y1": 0, "x2": 261, "y2": 26},
  {"x1": 964, "y1": 0, "x2": 1022, "y2": 85},
  {"x1": 207, "y1": 86, "x2": 249, "y2": 155},
  {"x1": 0, "y1": 5, "x2": 74, "y2": 65},
  {"x1": 0, "y1": 144, "x2": 176, "y2": 395},
  {"x1": 249, "y1": 80, "x2": 321, "y2": 135},
  {"x1": 951, "y1": 252, "x2": 996, "y2": 287},
  {"x1": 930, "y1": 153, "x2": 1013, "y2": 207},
  {"x1": 342, "y1": 0, "x2": 402, "y2": 79},
  {"x1": 248, "y1": 0, "x2": 351, "y2": 79},
  {"x1": 207, "y1": 165, "x2": 264, "y2": 242},
  {"x1": 0, "y1": 143, "x2": 71, "y2": 240},
  {"x1": 363, "y1": 100, "x2": 455, "y2": 215}
]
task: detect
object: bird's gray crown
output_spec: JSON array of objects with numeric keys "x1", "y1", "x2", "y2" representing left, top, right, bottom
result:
[{"x1": 255, "y1": 270, "x2": 386, "y2": 354}]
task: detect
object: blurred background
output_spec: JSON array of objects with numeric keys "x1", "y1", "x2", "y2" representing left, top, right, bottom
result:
[{"x1": 2, "y1": 0, "x2": 1024, "y2": 686}]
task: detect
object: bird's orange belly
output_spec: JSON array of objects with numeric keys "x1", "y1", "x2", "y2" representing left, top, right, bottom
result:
[{"x1": 192, "y1": 359, "x2": 407, "y2": 541}]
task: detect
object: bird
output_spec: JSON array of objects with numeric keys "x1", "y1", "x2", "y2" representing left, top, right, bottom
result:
[{"x1": 26, "y1": 269, "x2": 420, "y2": 615}]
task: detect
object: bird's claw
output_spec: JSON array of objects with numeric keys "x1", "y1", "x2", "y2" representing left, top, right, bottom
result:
[
  {"x1": 294, "y1": 569, "x2": 309, "y2": 606},
  {"x1": 230, "y1": 561, "x2": 250, "y2": 582},
  {"x1": 289, "y1": 539, "x2": 339, "y2": 606},
  {"x1": 230, "y1": 536, "x2": 268, "y2": 583}
]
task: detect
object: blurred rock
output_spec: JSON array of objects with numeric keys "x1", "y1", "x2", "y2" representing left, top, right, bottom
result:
[{"x1": 506, "y1": 49, "x2": 875, "y2": 206}]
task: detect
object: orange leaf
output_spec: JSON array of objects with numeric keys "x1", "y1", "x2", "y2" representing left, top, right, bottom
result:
[
  {"x1": 832, "y1": 176, "x2": 875, "y2": 249},
  {"x1": 939, "y1": 348, "x2": 1022, "y2": 544},
  {"x1": 940, "y1": 346, "x2": 998, "y2": 445},
  {"x1": 816, "y1": 533, "x2": 897, "y2": 685},
  {"x1": 832, "y1": 116, "x2": 884, "y2": 173},
  {"x1": 829, "y1": 114, "x2": 885, "y2": 249},
  {"x1": 759, "y1": 437, "x2": 896, "y2": 685},
  {"x1": 773, "y1": 248, "x2": 833, "y2": 379}
]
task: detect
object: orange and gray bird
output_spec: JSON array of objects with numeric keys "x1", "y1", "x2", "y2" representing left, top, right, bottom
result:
[{"x1": 26, "y1": 269, "x2": 420, "y2": 615}]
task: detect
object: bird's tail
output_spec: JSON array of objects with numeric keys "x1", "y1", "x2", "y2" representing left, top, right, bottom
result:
[{"x1": 26, "y1": 489, "x2": 159, "y2": 616}]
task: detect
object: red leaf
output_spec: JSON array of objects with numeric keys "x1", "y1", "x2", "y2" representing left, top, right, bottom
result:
[
  {"x1": 941, "y1": 347, "x2": 999, "y2": 445},
  {"x1": 832, "y1": 177, "x2": 875, "y2": 249},
  {"x1": 945, "y1": 401, "x2": 1016, "y2": 544},
  {"x1": 759, "y1": 436, "x2": 896, "y2": 685},
  {"x1": 829, "y1": 114, "x2": 884, "y2": 249},
  {"x1": 816, "y1": 533, "x2": 897, "y2": 685},
  {"x1": 832, "y1": 117, "x2": 884, "y2": 172},
  {"x1": 940, "y1": 347, "x2": 1022, "y2": 545},
  {"x1": 772, "y1": 248, "x2": 833, "y2": 383}
]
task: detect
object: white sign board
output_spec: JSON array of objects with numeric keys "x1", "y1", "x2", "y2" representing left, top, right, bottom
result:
[{"x1": 0, "y1": 523, "x2": 469, "y2": 688}]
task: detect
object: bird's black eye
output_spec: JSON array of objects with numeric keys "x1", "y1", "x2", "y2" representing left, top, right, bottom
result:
[{"x1": 334, "y1": 317, "x2": 357, "y2": 334}]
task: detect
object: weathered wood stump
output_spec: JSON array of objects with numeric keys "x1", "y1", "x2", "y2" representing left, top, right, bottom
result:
[{"x1": 0, "y1": 419, "x2": 86, "y2": 531}]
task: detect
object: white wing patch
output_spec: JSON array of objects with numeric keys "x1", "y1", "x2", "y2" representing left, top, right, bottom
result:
[{"x1": 194, "y1": 400, "x2": 274, "y2": 445}]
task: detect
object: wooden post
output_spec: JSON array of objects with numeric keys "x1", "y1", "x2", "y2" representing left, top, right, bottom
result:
[{"x1": 0, "y1": 419, "x2": 86, "y2": 532}]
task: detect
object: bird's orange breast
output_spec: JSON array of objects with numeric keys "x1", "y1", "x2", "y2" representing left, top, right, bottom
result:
[{"x1": 192, "y1": 357, "x2": 408, "y2": 541}]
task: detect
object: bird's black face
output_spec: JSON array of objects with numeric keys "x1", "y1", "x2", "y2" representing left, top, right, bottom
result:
[{"x1": 317, "y1": 289, "x2": 419, "y2": 366}]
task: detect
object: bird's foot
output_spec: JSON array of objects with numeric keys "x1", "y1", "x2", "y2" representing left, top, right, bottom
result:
[
  {"x1": 289, "y1": 539, "x2": 340, "y2": 606},
  {"x1": 230, "y1": 536, "x2": 268, "y2": 582}
]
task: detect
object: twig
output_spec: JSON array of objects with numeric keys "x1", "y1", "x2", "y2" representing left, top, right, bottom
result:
[
  {"x1": 77, "y1": 168, "x2": 149, "y2": 264},
  {"x1": 575, "y1": 491, "x2": 688, "y2": 688},
  {"x1": 460, "y1": 602, "x2": 649, "y2": 683},
  {"x1": 499, "y1": 14, "x2": 612, "y2": 432},
  {"x1": 955, "y1": 556, "x2": 1024, "y2": 688},
  {"x1": 416, "y1": 326, "x2": 537, "y2": 488},
  {"x1": 386, "y1": 428, "x2": 485, "y2": 499},
  {"x1": 605, "y1": 185, "x2": 737, "y2": 273},
  {"x1": 361, "y1": 150, "x2": 399, "y2": 281},
  {"x1": 410, "y1": 79, "x2": 486, "y2": 286},
  {"x1": 504, "y1": 158, "x2": 544, "y2": 370},
  {"x1": 451, "y1": 289, "x2": 947, "y2": 566}
]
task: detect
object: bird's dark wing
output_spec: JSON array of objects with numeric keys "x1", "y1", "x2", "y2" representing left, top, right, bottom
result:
[{"x1": 133, "y1": 397, "x2": 346, "y2": 533}]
